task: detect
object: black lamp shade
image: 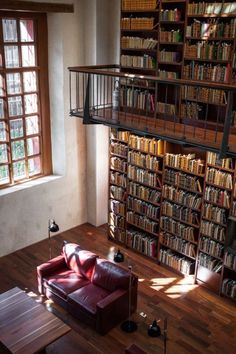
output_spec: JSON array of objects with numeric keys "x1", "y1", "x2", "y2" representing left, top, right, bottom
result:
[
  {"x1": 148, "y1": 320, "x2": 161, "y2": 337},
  {"x1": 49, "y1": 220, "x2": 59, "y2": 233},
  {"x1": 114, "y1": 249, "x2": 124, "y2": 262}
]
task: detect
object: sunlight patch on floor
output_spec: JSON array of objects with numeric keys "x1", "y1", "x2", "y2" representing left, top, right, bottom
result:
[{"x1": 150, "y1": 277, "x2": 176, "y2": 291}]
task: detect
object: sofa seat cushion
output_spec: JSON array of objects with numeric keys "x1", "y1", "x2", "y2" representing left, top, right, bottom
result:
[
  {"x1": 92, "y1": 258, "x2": 130, "y2": 292},
  {"x1": 63, "y1": 243, "x2": 97, "y2": 280},
  {"x1": 44, "y1": 269, "x2": 90, "y2": 299},
  {"x1": 68, "y1": 283, "x2": 110, "y2": 316}
]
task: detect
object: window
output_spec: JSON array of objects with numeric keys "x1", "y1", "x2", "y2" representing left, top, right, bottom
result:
[{"x1": 0, "y1": 12, "x2": 52, "y2": 188}]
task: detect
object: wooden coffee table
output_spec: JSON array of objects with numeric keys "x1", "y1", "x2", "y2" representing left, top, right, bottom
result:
[{"x1": 0, "y1": 287, "x2": 71, "y2": 354}]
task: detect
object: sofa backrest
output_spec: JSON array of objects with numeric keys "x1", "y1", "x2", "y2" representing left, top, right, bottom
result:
[
  {"x1": 92, "y1": 258, "x2": 130, "y2": 292},
  {"x1": 63, "y1": 243, "x2": 97, "y2": 280}
]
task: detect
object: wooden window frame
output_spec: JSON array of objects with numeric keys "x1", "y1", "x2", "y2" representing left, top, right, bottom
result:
[{"x1": 0, "y1": 11, "x2": 52, "y2": 188}]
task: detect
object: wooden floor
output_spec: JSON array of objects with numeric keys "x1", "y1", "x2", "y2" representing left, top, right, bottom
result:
[{"x1": 0, "y1": 223, "x2": 236, "y2": 354}]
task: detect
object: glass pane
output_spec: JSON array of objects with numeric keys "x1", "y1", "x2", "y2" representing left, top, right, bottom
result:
[
  {"x1": 10, "y1": 119, "x2": 23, "y2": 139},
  {"x1": 8, "y1": 96, "x2": 23, "y2": 116},
  {"x1": 0, "y1": 99, "x2": 4, "y2": 118},
  {"x1": 0, "y1": 144, "x2": 8, "y2": 163},
  {"x1": 28, "y1": 156, "x2": 41, "y2": 176},
  {"x1": 23, "y1": 71, "x2": 36, "y2": 92},
  {"x1": 0, "y1": 121, "x2": 7, "y2": 141},
  {"x1": 20, "y1": 20, "x2": 34, "y2": 42},
  {"x1": 2, "y1": 19, "x2": 17, "y2": 42},
  {"x1": 4, "y1": 46, "x2": 19, "y2": 68},
  {"x1": 13, "y1": 160, "x2": 26, "y2": 181},
  {"x1": 0, "y1": 74, "x2": 5, "y2": 96},
  {"x1": 21, "y1": 45, "x2": 35, "y2": 67},
  {"x1": 0, "y1": 165, "x2": 9, "y2": 185},
  {"x1": 11, "y1": 140, "x2": 25, "y2": 160},
  {"x1": 26, "y1": 115, "x2": 39, "y2": 135},
  {"x1": 6, "y1": 73, "x2": 21, "y2": 94},
  {"x1": 24, "y1": 94, "x2": 37, "y2": 114},
  {"x1": 27, "y1": 136, "x2": 40, "y2": 156}
]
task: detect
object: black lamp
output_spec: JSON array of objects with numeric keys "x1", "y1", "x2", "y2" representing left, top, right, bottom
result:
[
  {"x1": 148, "y1": 319, "x2": 161, "y2": 337},
  {"x1": 121, "y1": 265, "x2": 137, "y2": 333},
  {"x1": 114, "y1": 248, "x2": 124, "y2": 263},
  {"x1": 48, "y1": 219, "x2": 59, "y2": 259}
]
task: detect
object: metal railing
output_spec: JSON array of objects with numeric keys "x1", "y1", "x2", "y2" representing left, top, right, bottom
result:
[{"x1": 68, "y1": 65, "x2": 236, "y2": 157}]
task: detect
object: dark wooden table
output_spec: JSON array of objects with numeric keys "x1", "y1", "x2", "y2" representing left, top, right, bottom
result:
[{"x1": 0, "y1": 287, "x2": 71, "y2": 354}]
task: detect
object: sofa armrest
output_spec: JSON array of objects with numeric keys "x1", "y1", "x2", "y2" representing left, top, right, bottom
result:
[
  {"x1": 97, "y1": 288, "x2": 127, "y2": 310},
  {"x1": 37, "y1": 255, "x2": 66, "y2": 294}
]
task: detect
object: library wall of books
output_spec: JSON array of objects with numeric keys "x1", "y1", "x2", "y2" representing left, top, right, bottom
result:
[{"x1": 109, "y1": 128, "x2": 236, "y2": 302}]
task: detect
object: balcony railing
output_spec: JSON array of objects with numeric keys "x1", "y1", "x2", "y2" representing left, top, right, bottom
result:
[{"x1": 68, "y1": 64, "x2": 236, "y2": 157}]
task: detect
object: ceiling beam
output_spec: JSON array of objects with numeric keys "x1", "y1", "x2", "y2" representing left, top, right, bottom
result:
[{"x1": 0, "y1": 1, "x2": 74, "y2": 13}]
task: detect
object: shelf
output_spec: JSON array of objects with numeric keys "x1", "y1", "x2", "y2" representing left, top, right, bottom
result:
[
  {"x1": 206, "y1": 163, "x2": 234, "y2": 173},
  {"x1": 159, "y1": 260, "x2": 195, "y2": 276},
  {"x1": 120, "y1": 66, "x2": 156, "y2": 71},
  {"x1": 202, "y1": 216, "x2": 227, "y2": 228},
  {"x1": 110, "y1": 167, "x2": 127, "y2": 175},
  {"x1": 165, "y1": 163, "x2": 205, "y2": 177},
  {"x1": 200, "y1": 233, "x2": 225, "y2": 245},
  {"x1": 159, "y1": 21, "x2": 185, "y2": 24},
  {"x1": 128, "y1": 161, "x2": 163, "y2": 175},
  {"x1": 158, "y1": 61, "x2": 182, "y2": 66},
  {"x1": 205, "y1": 181, "x2": 232, "y2": 192},
  {"x1": 199, "y1": 248, "x2": 223, "y2": 261},
  {"x1": 110, "y1": 152, "x2": 128, "y2": 159},
  {"x1": 181, "y1": 97, "x2": 227, "y2": 107},
  {"x1": 127, "y1": 207, "x2": 159, "y2": 222},
  {"x1": 221, "y1": 293, "x2": 236, "y2": 303},
  {"x1": 109, "y1": 210, "x2": 125, "y2": 218},
  {"x1": 126, "y1": 220, "x2": 158, "y2": 237},
  {"x1": 223, "y1": 265, "x2": 236, "y2": 272},
  {"x1": 121, "y1": 29, "x2": 159, "y2": 33},
  {"x1": 121, "y1": 48, "x2": 157, "y2": 53},
  {"x1": 128, "y1": 177, "x2": 162, "y2": 190},
  {"x1": 108, "y1": 235, "x2": 126, "y2": 247},
  {"x1": 162, "y1": 196, "x2": 201, "y2": 212},
  {"x1": 186, "y1": 36, "x2": 235, "y2": 41},
  {"x1": 161, "y1": 212, "x2": 200, "y2": 228},
  {"x1": 187, "y1": 14, "x2": 236, "y2": 18},
  {"x1": 160, "y1": 227, "x2": 198, "y2": 245},
  {"x1": 184, "y1": 57, "x2": 230, "y2": 64},
  {"x1": 128, "y1": 146, "x2": 164, "y2": 158},
  {"x1": 164, "y1": 179, "x2": 203, "y2": 195},
  {"x1": 159, "y1": 242, "x2": 196, "y2": 260},
  {"x1": 203, "y1": 199, "x2": 230, "y2": 210},
  {"x1": 162, "y1": 0, "x2": 186, "y2": 2},
  {"x1": 110, "y1": 137, "x2": 128, "y2": 144},
  {"x1": 109, "y1": 181, "x2": 126, "y2": 189},
  {"x1": 127, "y1": 192, "x2": 161, "y2": 207},
  {"x1": 109, "y1": 196, "x2": 126, "y2": 203},
  {"x1": 159, "y1": 41, "x2": 184, "y2": 45},
  {"x1": 126, "y1": 245, "x2": 157, "y2": 262},
  {"x1": 108, "y1": 224, "x2": 125, "y2": 231},
  {"x1": 121, "y1": 9, "x2": 159, "y2": 13}
]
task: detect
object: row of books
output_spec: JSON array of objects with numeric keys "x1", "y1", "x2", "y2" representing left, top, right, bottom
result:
[
  {"x1": 222, "y1": 278, "x2": 236, "y2": 299},
  {"x1": 129, "y1": 135, "x2": 164, "y2": 155},
  {"x1": 204, "y1": 186, "x2": 231, "y2": 208},
  {"x1": 121, "y1": 18, "x2": 155, "y2": 30},
  {"x1": 111, "y1": 142, "x2": 128, "y2": 157},
  {"x1": 128, "y1": 181, "x2": 161, "y2": 204},
  {"x1": 160, "y1": 216, "x2": 196, "y2": 242},
  {"x1": 127, "y1": 211, "x2": 158, "y2": 234},
  {"x1": 160, "y1": 9, "x2": 182, "y2": 22},
  {"x1": 200, "y1": 236, "x2": 224, "y2": 259},
  {"x1": 206, "y1": 167, "x2": 233, "y2": 189},
  {"x1": 109, "y1": 200, "x2": 125, "y2": 216},
  {"x1": 121, "y1": 0, "x2": 157, "y2": 11},
  {"x1": 159, "y1": 50, "x2": 181, "y2": 63},
  {"x1": 109, "y1": 213, "x2": 125, "y2": 229},
  {"x1": 162, "y1": 184, "x2": 202, "y2": 210},
  {"x1": 111, "y1": 129, "x2": 129, "y2": 142},
  {"x1": 128, "y1": 165, "x2": 161, "y2": 188},
  {"x1": 186, "y1": 19, "x2": 236, "y2": 39},
  {"x1": 180, "y1": 102, "x2": 202, "y2": 120},
  {"x1": 121, "y1": 36, "x2": 157, "y2": 50},
  {"x1": 109, "y1": 225, "x2": 126, "y2": 244},
  {"x1": 160, "y1": 29, "x2": 182, "y2": 43},
  {"x1": 128, "y1": 151, "x2": 161, "y2": 172},
  {"x1": 126, "y1": 229, "x2": 157, "y2": 258},
  {"x1": 111, "y1": 157, "x2": 127, "y2": 173},
  {"x1": 165, "y1": 153, "x2": 204, "y2": 175},
  {"x1": 207, "y1": 152, "x2": 233, "y2": 169},
  {"x1": 121, "y1": 55, "x2": 156, "y2": 69},
  {"x1": 110, "y1": 171, "x2": 127, "y2": 188},
  {"x1": 162, "y1": 201, "x2": 200, "y2": 226},
  {"x1": 187, "y1": 2, "x2": 236, "y2": 16},
  {"x1": 224, "y1": 251, "x2": 236, "y2": 271},
  {"x1": 127, "y1": 196, "x2": 160, "y2": 220},
  {"x1": 203, "y1": 203, "x2": 227, "y2": 225},
  {"x1": 120, "y1": 88, "x2": 155, "y2": 112},
  {"x1": 200, "y1": 220, "x2": 225, "y2": 242},
  {"x1": 159, "y1": 248, "x2": 195, "y2": 275},
  {"x1": 110, "y1": 185, "x2": 125, "y2": 201},
  {"x1": 161, "y1": 232, "x2": 197, "y2": 258},
  {"x1": 198, "y1": 252, "x2": 222, "y2": 273},
  {"x1": 181, "y1": 85, "x2": 227, "y2": 105},
  {"x1": 157, "y1": 69, "x2": 179, "y2": 79},
  {"x1": 164, "y1": 169, "x2": 203, "y2": 193},
  {"x1": 232, "y1": 201, "x2": 236, "y2": 216},
  {"x1": 183, "y1": 62, "x2": 231, "y2": 83},
  {"x1": 185, "y1": 41, "x2": 232, "y2": 61},
  {"x1": 156, "y1": 102, "x2": 176, "y2": 115}
]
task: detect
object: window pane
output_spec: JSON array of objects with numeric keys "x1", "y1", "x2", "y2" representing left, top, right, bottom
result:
[
  {"x1": 20, "y1": 20, "x2": 34, "y2": 42},
  {"x1": 22, "y1": 45, "x2": 35, "y2": 67},
  {"x1": 6, "y1": 73, "x2": 21, "y2": 94},
  {"x1": 23, "y1": 71, "x2": 36, "y2": 92},
  {"x1": 24, "y1": 93, "x2": 37, "y2": 114},
  {"x1": 13, "y1": 160, "x2": 26, "y2": 181},
  {"x1": 11, "y1": 140, "x2": 25, "y2": 160},
  {"x1": 10, "y1": 119, "x2": 23, "y2": 139},
  {"x1": 4, "y1": 46, "x2": 19, "y2": 68},
  {"x1": 0, "y1": 165, "x2": 10, "y2": 185},
  {"x1": 0, "y1": 99, "x2": 4, "y2": 118},
  {"x1": 0, "y1": 121, "x2": 7, "y2": 141},
  {"x1": 8, "y1": 96, "x2": 23, "y2": 116},
  {"x1": 2, "y1": 19, "x2": 17, "y2": 42},
  {"x1": 0, "y1": 74, "x2": 5, "y2": 96},
  {"x1": 26, "y1": 115, "x2": 39, "y2": 135},
  {"x1": 0, "y1": 144, "x2": 8, "y2": 163},
  {"x1": 27, "y1": 136, "x2": 40, "y2": 156},
  {"x1": 28, "y1": 156, "x2": 41, "y2": 176}
]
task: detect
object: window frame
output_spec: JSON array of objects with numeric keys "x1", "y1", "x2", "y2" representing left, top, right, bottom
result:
[{"x1": 0, "y1": 11, "x2": 52, "y2": 189}]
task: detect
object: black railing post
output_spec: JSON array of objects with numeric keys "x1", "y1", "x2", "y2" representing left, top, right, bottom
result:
[
  {"x1": 219, "y1": 91, "x2": 233, "y2": 158},
  {"x1": 83, "y1": 74, "x2": 91, "y2": 124}
]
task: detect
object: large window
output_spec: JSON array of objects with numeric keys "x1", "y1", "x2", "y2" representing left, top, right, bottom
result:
[{"x1": 0, "y1": 12, "x2": 51, "y2": 188}]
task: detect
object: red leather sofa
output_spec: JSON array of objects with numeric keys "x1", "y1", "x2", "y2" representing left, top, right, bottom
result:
[{"x1": 37, "y1": 243, "x2": 138, "y2": 334}]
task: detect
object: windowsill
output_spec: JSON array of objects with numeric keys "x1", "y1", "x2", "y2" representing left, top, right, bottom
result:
[{"x1": 0, "y1": 175, "x2": 62, "y2": 197}]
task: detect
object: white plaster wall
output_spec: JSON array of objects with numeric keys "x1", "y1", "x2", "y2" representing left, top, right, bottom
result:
[{"x1": 0, "y1": 0, "x2": 87, "y2": 257}]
